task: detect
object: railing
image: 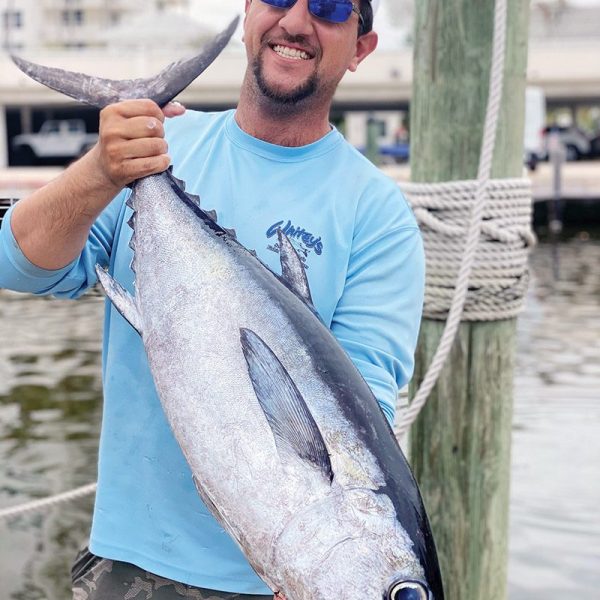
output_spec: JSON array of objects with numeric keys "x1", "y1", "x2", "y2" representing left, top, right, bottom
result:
[{"x1": 0, "y1": 198, "x2": 18, "y2": 226}]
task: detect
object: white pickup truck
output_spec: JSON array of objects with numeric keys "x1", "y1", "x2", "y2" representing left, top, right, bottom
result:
[{"x1": 12, "y1": 119, "x2": 98, "y2": 164}]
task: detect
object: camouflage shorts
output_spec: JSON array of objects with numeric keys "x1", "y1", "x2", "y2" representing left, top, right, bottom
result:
[{"x1": 71, "y1": 548, "x2": 274, "y2": 600}]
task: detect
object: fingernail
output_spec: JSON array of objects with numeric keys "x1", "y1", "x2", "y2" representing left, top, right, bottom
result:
[{"x1": 170, "y1": 101, "x2": 183, "y2": 108}]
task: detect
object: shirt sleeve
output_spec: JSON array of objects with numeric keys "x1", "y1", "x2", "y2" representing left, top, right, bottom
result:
[
  {"x1": 0, "y1": 190, "x2": 128, "y2": 298},
  {"x1": 330, "y1": 186, "x2": 425, "y2": 426}
]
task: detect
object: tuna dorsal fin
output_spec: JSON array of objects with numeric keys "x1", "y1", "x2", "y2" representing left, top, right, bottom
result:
[
  {"x1": 277, "y1": 230, "x2": 314, "y2": 306},
  {"x1": 169, "y1": 168, "x2": 186, "y2": 192},
  {"x1": 95, "y1": 265, "x2": 143, "y2": 335},
  {"x1": 10, "y1": 16, "x2": 239, "y2": 108},
  {"x1": 240, "y1": 328, "x2": 333, "y2": 483},
  {"x1": 201, "y1": 210, "x2": 236, "y2": 238}
]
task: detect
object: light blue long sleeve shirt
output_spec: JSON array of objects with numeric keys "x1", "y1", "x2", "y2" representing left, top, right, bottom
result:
[{"x1": 0, "y1": 110, "x2": 424, "y2": 593}]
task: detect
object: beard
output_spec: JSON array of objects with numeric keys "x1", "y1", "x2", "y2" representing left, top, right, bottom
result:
[{"x1": 250, "y1": 45, "x2": 321, "y2": 114}]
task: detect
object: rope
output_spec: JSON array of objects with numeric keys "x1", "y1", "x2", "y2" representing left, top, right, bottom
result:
[
  {"x1": 403, "y1": 178, "x2": 535, "y2": 321},
  {"x1": 0, "y1": 483, "x2": 96, "y2": 521},
  {"x1": 396, "y1": 0, "x2": 529, "y2": 434}
]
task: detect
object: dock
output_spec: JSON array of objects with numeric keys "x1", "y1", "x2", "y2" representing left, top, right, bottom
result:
[
  {"x1": 381, "y1": 161, "x2": 600, "y2": 202},
  {"x1": 0, "y1": 163, "x2": 598, "y2": 227}
]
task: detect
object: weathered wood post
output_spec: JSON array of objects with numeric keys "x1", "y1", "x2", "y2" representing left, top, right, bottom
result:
[{"x1": 408, "y1": 1, "x2": 530, "y2": 599}]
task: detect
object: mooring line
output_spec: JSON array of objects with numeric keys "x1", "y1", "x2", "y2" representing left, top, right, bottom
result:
[{"x1": 0, "y1": 483, "x2": 97, "y2": 521}]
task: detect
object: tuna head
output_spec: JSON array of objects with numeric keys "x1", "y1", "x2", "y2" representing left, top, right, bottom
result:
[{"x1": 271, "y1": 485, "x2": 439, "y2": 600}]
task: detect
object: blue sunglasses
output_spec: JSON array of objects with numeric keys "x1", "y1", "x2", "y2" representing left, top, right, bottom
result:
[{"x1": 260, "y1": 0, "x2": 364, "y2": 29}]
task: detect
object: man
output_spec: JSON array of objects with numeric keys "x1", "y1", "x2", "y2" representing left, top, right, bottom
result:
[{"x1": 0, "y1": 1, "x2": 425, "y2": 598}]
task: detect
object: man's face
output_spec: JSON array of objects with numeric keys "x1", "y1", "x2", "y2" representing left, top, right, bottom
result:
[{"x1": 243, "y1": 0, "x2": 376, "y2": 109}]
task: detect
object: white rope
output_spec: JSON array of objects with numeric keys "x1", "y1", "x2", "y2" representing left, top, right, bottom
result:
[
  {"x1": 0, "y1": 483, "x2": 96, "y2": 521},
  {"x1": 403, "y1": 178, "x2": 535, "y2": 321},
  {"x1": 397, "y1": 0, "x2": 519, "y2": 434}
]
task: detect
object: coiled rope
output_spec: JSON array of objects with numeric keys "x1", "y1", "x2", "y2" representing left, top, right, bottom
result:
[
  {"x1": 1, "y1": 0, "x2": 532, "y2": 520},
  {"x1": 396, "y1": 0, "x2": 533, "y2": 435},
  {"x1": 404, "y1": 178, "x2": 535, "y2": 322}
]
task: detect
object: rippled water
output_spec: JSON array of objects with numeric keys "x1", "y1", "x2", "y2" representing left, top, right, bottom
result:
[
  {"x1": 0, "y1": 291, "x2": 103, "y2": 600},
  {"x1": 0, "y1": 238, "x2": 599, "y2": 599},
  {"x1": 508, "y1": 235, "x2": 600, "y2": 598}
]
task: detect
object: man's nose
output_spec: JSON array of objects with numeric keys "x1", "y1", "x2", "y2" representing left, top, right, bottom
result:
[{"x1": 278, "y1": 0, "x2": 314, "y2": 37}]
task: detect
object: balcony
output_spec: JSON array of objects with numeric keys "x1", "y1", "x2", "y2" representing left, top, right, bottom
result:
[
  {"x1": 40, "y1": 0, "x2": 138, "y2": 10},
  {"x1": 40, "y1": 24, "x2": 111, "y2": 47}
]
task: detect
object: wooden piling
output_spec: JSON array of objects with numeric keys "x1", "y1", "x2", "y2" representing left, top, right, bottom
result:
[{"x1": 408, "y1": 2, "x2": 530, "y2": 599}]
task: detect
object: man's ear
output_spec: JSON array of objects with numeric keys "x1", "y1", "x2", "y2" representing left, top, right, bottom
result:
[{"x1": 348, "y1": 31, "x2": 378, "y2": 73}]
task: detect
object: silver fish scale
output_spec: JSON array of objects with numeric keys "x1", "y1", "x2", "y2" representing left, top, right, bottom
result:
[{"x1": 124, "y1": 174, "x2": 425, "y2": 599}]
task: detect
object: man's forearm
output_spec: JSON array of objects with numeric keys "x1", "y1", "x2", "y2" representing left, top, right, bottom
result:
[
  {"x1": 9, "y1": 99, "x2": 182, "y2": 272},
  {"x1": 10, "y1": 147, "x2": 122, "y2": 271}
]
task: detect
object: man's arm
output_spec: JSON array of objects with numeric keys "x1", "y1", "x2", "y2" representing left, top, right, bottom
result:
[{"x1": 9, "y1": 100, "x2": 184, "y2": 271}]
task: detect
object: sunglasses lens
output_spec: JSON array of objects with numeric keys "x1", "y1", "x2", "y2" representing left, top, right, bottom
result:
[
  {"x1": 260, "y1": 0, "x2": 356, "y2": 24},
  {"x1": 261, "y1": 0, "x2": 297, "y2": 8},
  {"x1": 310, "y1": 0, "x2": 354, "y2": 23}
]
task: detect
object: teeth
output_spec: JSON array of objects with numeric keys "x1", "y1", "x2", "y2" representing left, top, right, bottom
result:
[{"x1": 273, "y1": 45, "x2": 310, "y2": 60}]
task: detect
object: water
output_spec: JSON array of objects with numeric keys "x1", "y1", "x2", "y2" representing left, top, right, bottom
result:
[
  {"x1": 0, "y1": 291, "x2": 103, "y2": 599},
  {"x1": 508, "y1": 234, "x2": 600, "y2": 598},
  {"x1": 0, "y1": 238, "x2": 599, "y2": 599}
]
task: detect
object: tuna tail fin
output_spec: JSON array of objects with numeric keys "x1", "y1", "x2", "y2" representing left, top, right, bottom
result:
[
  {"x1": 95, "y1": 265, "x2": 143, "y2": 336},
  {"x1": 10, "y1": 16, "x2": 239, "y2": 109}
]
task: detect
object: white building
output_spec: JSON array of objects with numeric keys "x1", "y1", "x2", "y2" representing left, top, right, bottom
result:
[{"x1": 0, "y1": 0, "x2": 191, "y2": 51}]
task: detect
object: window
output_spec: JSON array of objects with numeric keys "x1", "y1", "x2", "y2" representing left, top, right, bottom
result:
[
  {"x1": 3, "y1": 11, "x2": 23, "y2": 29},
  {"x1": 61, "y1": 10, "x2": 84, "y2": 26}
]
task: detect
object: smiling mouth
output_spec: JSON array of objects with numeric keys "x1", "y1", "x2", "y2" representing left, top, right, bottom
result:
[{"x1": 270, "y1": 44, "x2": 314, "y2": 61}]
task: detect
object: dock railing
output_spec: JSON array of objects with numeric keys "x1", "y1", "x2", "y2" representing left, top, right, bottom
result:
[{"x1": 0, "y1": 198, "x2": 18, "y2": 225}]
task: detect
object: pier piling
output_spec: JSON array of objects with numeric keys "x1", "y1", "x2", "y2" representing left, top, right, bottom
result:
[{"x1": 408, "y1": 1, "x2": 530, "y2": 599}]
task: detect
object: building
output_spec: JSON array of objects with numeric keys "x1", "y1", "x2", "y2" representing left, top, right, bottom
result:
[
  {"x1": 0, "y1": 0, "x2": 191, "y2": 51},
  {"x1": 530, "y1": 0, "x2": 600, "y2": 42}
]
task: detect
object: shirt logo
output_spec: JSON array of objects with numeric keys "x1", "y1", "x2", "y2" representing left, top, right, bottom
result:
[{"x1": 266, "y1": 220, "x2": 324, "y2": 268}]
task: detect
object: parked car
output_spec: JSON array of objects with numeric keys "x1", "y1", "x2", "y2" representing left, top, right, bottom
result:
[
  {"x1": 379, "y1": 142, "x2": 410, "y2": 163},
  {"x1": 12, "y1": 119, "x2": 98, "y2": 165},
  {"x1": 541, "y1": 125, "x2": 592, "y2": 161}
]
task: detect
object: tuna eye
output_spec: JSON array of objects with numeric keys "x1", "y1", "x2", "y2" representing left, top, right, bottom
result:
[{"x1": 388, "y1": 581, "x2": 429, "y2": 600}]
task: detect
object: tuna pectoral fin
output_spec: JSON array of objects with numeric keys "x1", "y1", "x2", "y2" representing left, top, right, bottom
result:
[
  {"x1": 277, "y1": 230, "x2": 314, "y2": 306},
  {"x1": 10, "y1": 16, "x2": 239, "y2": 108},
  {"x1": 95, "y1": 265, "x2": 143, "y2": 335},
  {"x1": 240, "y1": 328, "x2": 333, "y2": 483}
]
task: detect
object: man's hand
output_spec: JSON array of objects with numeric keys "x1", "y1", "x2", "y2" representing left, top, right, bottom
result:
[
  {"x1": 91, "y1": 99, "x2": 186, "y2": 191},
  {"x1": 274, "y1": 594, "x2": 286, "y2": 599},
  {"x1": 9, "y1": 99, "x2": 185, "y2": 271}
]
